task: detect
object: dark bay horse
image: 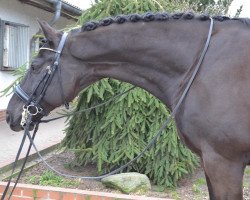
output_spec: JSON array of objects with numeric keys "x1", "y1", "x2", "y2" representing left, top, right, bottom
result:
[{"x1": 6, "y1": 12, "x2": 250, "y2": 199}]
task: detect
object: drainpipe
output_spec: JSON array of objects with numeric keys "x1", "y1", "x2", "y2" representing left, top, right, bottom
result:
[
  {"x1": 49, "y1": 0, "x2": 62, "y2": 26},
  {"x1": 45, "y1": 0, "x2": 82, "y2": 16}
]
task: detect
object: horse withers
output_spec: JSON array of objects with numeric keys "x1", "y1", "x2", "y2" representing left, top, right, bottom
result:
[{"x1": 6, "y1": 13, "x2": 250, "y2": 199}]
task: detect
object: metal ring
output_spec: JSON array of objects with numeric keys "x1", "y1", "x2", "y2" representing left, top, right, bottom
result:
[{"x1": 27, "y1": 105, "x2": 39, "y2": 116}]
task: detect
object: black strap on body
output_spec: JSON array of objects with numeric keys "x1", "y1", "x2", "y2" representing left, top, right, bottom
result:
[
  {"x1": 1, "y1": 132, "x2": 27, "y2": 199},
  {"x1": 40, "y1": 85, "x2": 137, "y2": 123},
  {"x1": 7, "y1": 124, "x2": 39, "y2": 200},
  {"x1": 1, "y1": 120, "x2": 39, "y2": 200}
]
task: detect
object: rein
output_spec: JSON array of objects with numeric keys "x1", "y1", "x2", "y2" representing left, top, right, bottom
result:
[
  {"x1": 40, "y1": 85, "x2": 137, "y2": 123},
  {"x1": 2, "y1": 18, "x2": 214, "y2": 200}
]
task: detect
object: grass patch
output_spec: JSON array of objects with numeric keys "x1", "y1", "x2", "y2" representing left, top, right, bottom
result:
[
  {"x1": 192, "y1": 178, "x2": 206, "y2": 194},
  {"x1": 154, "y1": 185, "x2": 166, "y2": 192},
  {"x1": 243, "y1": 181, "x2": 250, "y2": 188},
  {"x1": 245, "y1": 168, "x2": 250, "y2": 175},
  {"x1": 168, "y1": 189, "x2": 181, "y2": 199},
  {"x1": 192, "y1": 184, "x2": 202, "y2": 194},
  {"x1": 26, "y1": 170, "x2": 80, "y2": 187},
  {"x1": 194, "y1": 178, "x2": 206, "y2": 186}
]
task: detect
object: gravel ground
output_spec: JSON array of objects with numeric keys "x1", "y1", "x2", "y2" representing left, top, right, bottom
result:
[{"x1": 14, "y1": 151, "x2": 250, "y2": 199}]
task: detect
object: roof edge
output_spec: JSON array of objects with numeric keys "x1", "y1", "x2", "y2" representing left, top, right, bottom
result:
[{"x1": 19, "y1": 0, "x2": 82, "y2": 21}]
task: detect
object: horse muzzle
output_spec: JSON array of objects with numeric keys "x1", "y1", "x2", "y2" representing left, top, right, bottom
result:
[{"x1": 6, "y1": 110, "x2": 36, "y2": 132}]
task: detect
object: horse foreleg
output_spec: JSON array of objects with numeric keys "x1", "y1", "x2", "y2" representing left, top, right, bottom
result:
[
  {"x1": 200, "y1": 158, "x2": 216, "y2": 199},
  {"x1": 205, "y1": 172, "x2": 216, "y2": 200},
  {"x1": 202, "y1": 150, "x2": 245, "y2": 200}
]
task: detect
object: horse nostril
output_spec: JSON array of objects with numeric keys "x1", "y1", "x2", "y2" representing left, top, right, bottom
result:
[{"x1": 6, "y1": 111, "x2": 11, "y2": 124}]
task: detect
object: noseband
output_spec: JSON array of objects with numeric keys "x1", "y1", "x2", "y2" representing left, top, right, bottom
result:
[{"x1": 15, "y1": 32, "x2": 68, "y2": 126}]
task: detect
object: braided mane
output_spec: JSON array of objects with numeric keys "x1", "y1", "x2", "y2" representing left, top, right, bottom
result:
[{"x1": 79, "y1": 12, "x2": 250, "y2": 32}]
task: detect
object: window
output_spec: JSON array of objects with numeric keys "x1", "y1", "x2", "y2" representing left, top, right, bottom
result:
[{"x1": 0, "y1": 20, "x2": 29, "y2": 70}]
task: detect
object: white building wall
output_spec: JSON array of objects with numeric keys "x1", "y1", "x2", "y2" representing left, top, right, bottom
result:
[{"x1": 0, "y1": 0, "x2": 76, "y2": 110}]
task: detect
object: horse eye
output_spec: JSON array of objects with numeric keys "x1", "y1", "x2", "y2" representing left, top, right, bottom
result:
[
  {"x1": 30, "y1": 64, "x2": 37, "y2": 71},
  {"x1": 41, "y1": 38, "x2": 47, "y2": 44}
]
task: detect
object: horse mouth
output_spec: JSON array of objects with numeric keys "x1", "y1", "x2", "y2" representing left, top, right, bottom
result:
[
  {"x1": 9, "y1": 123, "x2": 35, "y2": 132},
  {"x1": 7, "y1": 116, "x2": 23, "y2": 132},
  {"x1": 6, "y1": 111, "x2": 39, "y2": 132},
  {"x1": 7, "y1": 114, "x2": 36, "y2": 132},
  {"x1": 9, "y1": 124, "x2": 23, "y2": 132}
]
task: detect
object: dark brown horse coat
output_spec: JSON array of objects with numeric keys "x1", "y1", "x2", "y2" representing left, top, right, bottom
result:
[{"x1": 6, "y1": 13, "x2": 250, "y2": 199}]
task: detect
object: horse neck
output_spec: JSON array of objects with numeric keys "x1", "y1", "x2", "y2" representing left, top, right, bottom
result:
[{"x1": 70, "y1": 20, "x2": 211, "y2": 109}]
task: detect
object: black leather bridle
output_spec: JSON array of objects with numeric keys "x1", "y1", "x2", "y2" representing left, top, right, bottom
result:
[{"x1": 15, "y1": 32, "x2": 69, "y2": 126}]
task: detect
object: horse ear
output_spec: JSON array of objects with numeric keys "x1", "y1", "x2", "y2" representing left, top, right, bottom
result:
[{"x1": 37, "y1": 19, "x2": 59, "y2": 44}]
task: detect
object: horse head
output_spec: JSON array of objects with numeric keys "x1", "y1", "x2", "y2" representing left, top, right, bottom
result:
[{"x1": 6, "y1": 20, "x2": 97, "y2": 131}]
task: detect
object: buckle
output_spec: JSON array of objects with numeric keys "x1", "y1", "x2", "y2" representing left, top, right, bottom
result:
[
  {"x1": 21, "y1": 106, "x2": 29, "y2": 127},
  {"x1": 20, "y1": 105, "x2": 43, "y2": 127},
  {"x1": 26, "y1": 105, "x2": 43, "y2": 116}
]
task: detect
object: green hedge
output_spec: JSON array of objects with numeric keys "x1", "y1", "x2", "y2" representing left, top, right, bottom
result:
[{"x1": 63, "y1": 80, "x2": 198, "y2": 187}]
